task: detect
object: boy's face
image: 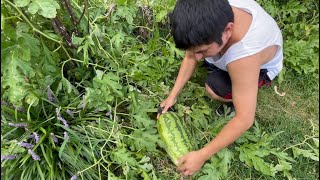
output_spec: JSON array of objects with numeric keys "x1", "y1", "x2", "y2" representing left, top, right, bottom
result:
[
  {"x1": 191, "y1": 42, "x2": 224, "y2": 61},
  {"x1": 189, "y1": 22, "x2": 233, "y2": 61}
]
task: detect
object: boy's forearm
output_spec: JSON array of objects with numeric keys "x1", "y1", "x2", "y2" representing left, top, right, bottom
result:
[
  {"x1": 199, "y1": 116, "x2": 253, "y2": 160},
  {"x1": 169, "y1": 52, "x2": 198, "y2": 99}
]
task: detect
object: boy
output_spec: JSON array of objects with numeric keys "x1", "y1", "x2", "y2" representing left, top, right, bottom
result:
[{"x1": 158, "y1": 0, "x2": 283, "y2": 176}]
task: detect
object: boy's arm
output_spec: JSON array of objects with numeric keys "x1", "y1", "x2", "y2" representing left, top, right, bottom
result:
[
  {"x1": 200, "y1": 55, "x2": 260, "y2": 158},
  {"x1": 198, "y1": 45, "x2": 278, "y2": 158},
  {"x1": 177, "y1": 55, "x2": 261, "y2": 175},
  {"x1": 159, "y1": 50, "x2": 199, "y2": 114}
]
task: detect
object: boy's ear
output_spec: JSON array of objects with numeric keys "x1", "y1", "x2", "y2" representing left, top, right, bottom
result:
[
  {"x1": 222, "y1": 22, "x2": 233, "y2": 41},
  {"x1": 224, "y1": 22, "x2": 234, "y2": 36}
]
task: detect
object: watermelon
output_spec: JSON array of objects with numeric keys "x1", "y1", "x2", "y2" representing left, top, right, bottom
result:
[{"x1": 158, "y1": 111, "x2": 193, "y2": 165}]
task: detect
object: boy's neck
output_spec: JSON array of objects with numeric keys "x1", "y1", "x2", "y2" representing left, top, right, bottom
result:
[{"x1": 220, "y1": 6, "x2": 252, "y2": 56}]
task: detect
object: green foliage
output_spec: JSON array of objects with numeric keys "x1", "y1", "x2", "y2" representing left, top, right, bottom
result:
[
  {"x1": 1, "y1": 22, "x2": 43, "y2": 106},
  {"x1": 196, "y1": 149, "x2": 234, "y2": 180},
  {"x1": 257, "y1": 0, "x2": 319, "y2": 80},
  {"x1": 85, "y1": 70, "x2": 124, "y2": 111},
  {"x1": 236, "y1": 131, "x2": 295, "y2": 177}
]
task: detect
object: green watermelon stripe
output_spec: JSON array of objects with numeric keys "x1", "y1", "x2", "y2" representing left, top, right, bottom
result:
[
  {"x1": 169, "y1": 117, "x2": 190, "y2": 152},
  {"x1": 168, "y1": 115, "x2": 187, "y2": 154},
  {"x1": 167, "y1": 112, "x2": 191, "y2": 150},
  {"x1": 162, "y1": 113, "x2": 182, "y2": 154},
  {"x1": 170, "y1": 112, "x2": 193, "y2": 150}
]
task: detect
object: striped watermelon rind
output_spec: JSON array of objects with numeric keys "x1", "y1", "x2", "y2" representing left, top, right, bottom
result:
[{"x1": 158, "y1": 111, "x2": 193, "y2": 165}]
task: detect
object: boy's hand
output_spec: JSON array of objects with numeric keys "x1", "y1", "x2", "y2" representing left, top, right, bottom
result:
[
  {"x1": 176, "y1": 150, "x2": 208, "y2": 176},
  {"x1": 157, "y1": 97, "x2": 177, "y2": 119}
]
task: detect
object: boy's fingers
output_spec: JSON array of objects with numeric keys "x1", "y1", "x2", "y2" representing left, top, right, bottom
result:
[
  {"x1": 177, "y1": 156, "x2": 186, "y2": 166},
  {"x1": 162, "y1": 106, "x2": 169, "y2": 114},
  {"x1": 157, "y1": 105, "x2": 174, "y2": 119},
  {"x1": 177, "y1": 165, "x2": 186, "y2": 172},
  {"x1": 183, "y1": 170, "x2": 192, "y2": 176}
]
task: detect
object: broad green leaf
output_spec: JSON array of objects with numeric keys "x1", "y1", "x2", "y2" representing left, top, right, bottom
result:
[
  {"x1": 14, "y1": 0, "x2": 30, "y2": 7},
  {"x1": 2, "y1": 52, "x2": 31, "y2": 106},
  {"x1": 25, "y1": 93, "x2": 39, "y2": 106},
  {"x1": 72, "y1": 36, "x2": 85, "y2": 45},
  {"x1": 95, "y1": 72, "x2": 124, "y2": 97},
  {"x1": 292, "y1": 147, "x2": 319, "y2": 161},
  {"x1": 111, "y1": 32, "x2": 125, "y2": 49},
  {"x1": 84, "y1": 87, "x2": 113, "y2": 111},
  {"x1": 95, "y1": 69, "x2": 104, "y2": 79},
  {"x1": 139, "y1": 163, "x2": 153, "y2": 173},
  {"x1": 132, "y1": 112, "x2": 154, "y2": 128},
  {"x1": 216, "y1": 149, "x2": 233, "y2": 176},
  {"x1": 189, "y1": 107, "x2": 209, "y2": 129},
  {"x1": 111, "y1": 147, "x2": 138, "y2": 166},
  {"x1": 42, "y1": 43, "x2": 59, "y2": 73},
  {"x1": 251, "y1": 156, "x2": 273, "y2": 176},
  {"x1": 84, "y1": 70, "x2": 124, "y2": 111},
  {"x1": 138, "y1": 156, "x2": 150, "y2": 164},
  {"x1": 141, "y1": 170, "x2": 151, "y2": 180},
  {"x1": 16, "y1": 22, "x2": 31, "y2": 36},
  {"x1": 13, "y1": 45, "x2": 31, "y2": 61},
  {"x1": 43, "y1": 30, "x2": 61, "y2": 40},
  {"x1": 28, "y1": 1, "x2": 40, "y2": 14},
  {"x1": 28, "y1": 0, "x2": 60, "y2": 18},
  {"x1": 237, "y1": 145, "x2": 273, "y2": 176},
  {"x1": 61, "y1": 77, "x2": 79, "y2": 94},
  {"x1": 127, "y1": 129, "x2": 160, "y2": 152},
  {"x1": 17, "y1": 33, "x2": 40, "y2": 57},
  {"x1": 115, "y1": 6, "x2": 136, "y2": 24},
  {"x1": 271, "y1": 159, "x2": 292, "y2": 173},
  {"x1": 270, "y1": 150, "x2": 295, "y2": 162},
  {"x1": 197, "y1": 163, "x2": 221, "y2": 180}
]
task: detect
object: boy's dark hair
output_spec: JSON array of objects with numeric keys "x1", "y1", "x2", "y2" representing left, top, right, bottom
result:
[{"x1": 169, "y1": 0, "x2": 234, "y2": 50}]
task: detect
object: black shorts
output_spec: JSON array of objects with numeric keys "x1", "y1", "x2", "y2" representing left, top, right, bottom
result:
[{"x1": 203, "y1": 61, "x2": 271, "y2": 100}]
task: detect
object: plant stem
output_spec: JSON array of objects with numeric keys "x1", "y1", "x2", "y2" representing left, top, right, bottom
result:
[
  {"x1": 69, "y1": 58, "x2": 109, "y2": 70},
  {"x1": 282, "y1": 136, "x2": 318, "y2": 152},
  {"x1": 77, "y1": 158, "x2": 104, "y2": 174},
  {"x1": 4, "y1": 15, "x2": 22, "y2": 20},
  {"x1": 33, "y1": 28, "x2": 61, "y2": 44}
]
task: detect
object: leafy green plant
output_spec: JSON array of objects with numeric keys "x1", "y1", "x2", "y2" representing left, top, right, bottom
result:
[{"x1": 257, "y1": 0, "x2": 319, "y2": 81}]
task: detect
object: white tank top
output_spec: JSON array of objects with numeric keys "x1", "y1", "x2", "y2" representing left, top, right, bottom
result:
[{"x1": 205, "y1": 0, "x2": 283, "y2": 80}]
